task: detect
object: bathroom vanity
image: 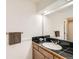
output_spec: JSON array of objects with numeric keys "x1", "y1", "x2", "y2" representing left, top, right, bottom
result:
[
  {"x1": 32, "y1": 42, "x2": 66, "y2": 59},
  {"x1": 32, "y1": 36, "x2": 73, "y2": 59}
]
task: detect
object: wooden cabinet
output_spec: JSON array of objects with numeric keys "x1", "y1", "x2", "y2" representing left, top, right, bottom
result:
[
  {"x1": 53, "y1": 56, "x2": 59, "y2": 59},
  {"x1": 33, "y1": 43, "x2": 39, "y2": 50},
  {"x1": 39, "y1": 47, "x2": 53, "y2": 59},
  {"x1": 44, "y1": 57, "x2": 48, "y2": 59},
  {"x1": 33, "y1": 49, "x2": 44, "y2": 59},
  {"x1": 32, "y1": 42, "x2": 66, "y2": 59}
]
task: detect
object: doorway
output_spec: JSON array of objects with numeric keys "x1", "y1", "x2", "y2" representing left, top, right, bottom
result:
[{"x1": 64, "y1": 17, "x2": 73, "y2": 42}]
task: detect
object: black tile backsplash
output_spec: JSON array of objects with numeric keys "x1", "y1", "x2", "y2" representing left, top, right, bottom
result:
[{"x1": 32, "y1": 35, "x2": 50, "y2": 43}]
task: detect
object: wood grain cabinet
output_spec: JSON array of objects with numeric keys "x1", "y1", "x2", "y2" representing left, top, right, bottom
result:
[
  {"x1": 39, "y1": 47, "x2": 53, "y2": 59},
  {"x1": 33, "y1": 49, "x2": 44, "y2": 59},
  {"x1": 44, "y1": 57, "x2": 48, "y2": 59},
  {"x1": 32, "y1": 42, "x2": 66, "y2": 59}
]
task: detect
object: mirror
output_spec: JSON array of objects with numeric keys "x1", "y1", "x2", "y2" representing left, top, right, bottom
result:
[{"x1": 43, "y1": 5, "x2": 73, "y2": 42}]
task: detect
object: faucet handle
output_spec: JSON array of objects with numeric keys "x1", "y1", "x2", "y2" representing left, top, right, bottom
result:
[
  {"x1": 44, "y1": 38, "x2": 46, "y2": 41},
  {"x1": 50, "y1": 40, "x2": 53, "y2": 43},
  {"x1": 57, "y1": 40, "x2": 60, "y2": 44},
  {"x1": 39, "y1": 38, "x2": 43, "y2": 41}
]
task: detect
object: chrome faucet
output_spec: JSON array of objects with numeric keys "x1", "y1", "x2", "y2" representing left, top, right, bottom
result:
[
  {"x1": 39, "y1": 38, "x2": 43, "y2": 41},
  {"x1": 44, "y1": 38, "x2": 46, "y2": 41},
  {"x1": 51, "y1": 40, "x2": 59, "y2": 44}
]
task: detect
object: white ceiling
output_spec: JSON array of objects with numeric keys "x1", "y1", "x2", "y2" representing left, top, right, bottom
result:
[
  {"x1": 32, "y1": 0, "x2": 72, "y2": 4},
  {"x1": 32, "y1": 0, "x2": 73, "y2": 13},
  {"x1": 32, "y1": 0, "x2": 58, "y2": 11},
  {"x1": 32, "y1": 0, "x2": 57, "y2": 5}
]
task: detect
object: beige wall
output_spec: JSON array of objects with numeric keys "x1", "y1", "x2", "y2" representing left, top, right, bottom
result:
[{"x1": 6, "y1": 0, "x2": 43, "y2": 59}]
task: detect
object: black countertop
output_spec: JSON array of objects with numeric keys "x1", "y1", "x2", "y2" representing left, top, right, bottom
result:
[{"x1": 32, "y1": 36, "x2": 73, "y2": 59}]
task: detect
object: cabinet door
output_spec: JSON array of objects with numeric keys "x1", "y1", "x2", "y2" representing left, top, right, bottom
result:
[
  {"x1": 39, "y1": 47, "x2": 53, "y2": 59},
  {"x1": 45, "y1": 57, "x2": 48, "y2": 59},
  {"x1": 53, "y1": 56, "x2": 59, "y2": 59},
  {"x1": 32, "y1": 48, "x2": 34, "y2": 59},
  {"x1": 33, "y1": 49, "x2": 44, "y2": 59}
]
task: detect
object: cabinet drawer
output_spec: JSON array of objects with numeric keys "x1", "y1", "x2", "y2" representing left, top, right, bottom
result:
[
  {"x1": 39, "y1": 47, "x2": 53, "y2": 59},
  {"x1": 33, "y1": 49, "x2": 44, "y2": 59},
  {"x1": 33, "y1": 43, "x2": 39, "y2": 50}
]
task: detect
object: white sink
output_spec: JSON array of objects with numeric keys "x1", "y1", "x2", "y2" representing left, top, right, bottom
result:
[{"x1": 42, "y1": 42, "x2": 62, "y2": 50}]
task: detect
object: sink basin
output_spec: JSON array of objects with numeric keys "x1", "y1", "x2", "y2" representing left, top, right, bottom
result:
[{"x1": 42, "y1": 42, "x2": 62, "y2": 50}]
